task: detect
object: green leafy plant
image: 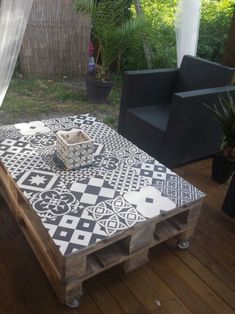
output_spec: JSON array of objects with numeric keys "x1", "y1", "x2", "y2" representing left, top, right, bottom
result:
[
  {"x1": 121, "y1": 0, "x2": 233, "y2": 70},
  {"x1": 206, "y1": 94, "x2": 235, "y2": 160},
  {"x1": 75, "y1": 0, "x2": 146, "y2": 81}
]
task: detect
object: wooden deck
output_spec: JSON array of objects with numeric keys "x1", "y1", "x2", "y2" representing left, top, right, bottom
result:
[{"x1": 0, "y1": 158, "x2": 235, "y2": 314}]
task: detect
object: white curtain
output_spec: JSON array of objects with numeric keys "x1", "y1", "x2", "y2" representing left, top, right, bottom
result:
[
  {"x1": 175, "y1": 0, "x2": 202, "y2": 67},
  {"x1": 0, "y1": 0, "x2": 33, "y2": 107}
]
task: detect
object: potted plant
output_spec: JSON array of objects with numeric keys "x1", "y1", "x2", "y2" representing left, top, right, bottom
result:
[
  {"x1": 75, "y1": 0, "x2": 145, "y2": 103},
  {"x1": 206, "y1": 93, "x2": 235, "y2": 183}
]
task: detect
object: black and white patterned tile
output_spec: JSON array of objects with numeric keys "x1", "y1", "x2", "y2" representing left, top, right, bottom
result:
[
  {"x1": 17, "y1": 169, "x2": 59, "y2": 192},
  {"x1": 26, "y1": 132, "x2": 56, "y2": 148},
  {"x1": 14, "y1": 121, "x2": 51, "y2": 136},
  {"x1": 159, "y1": 173, "x2": 204, "y2": 206},
  {"x1": 93, "y1": 152, "x2": 120, "y2": 172},
  {"x1": 99, "y1": 163, "x2": 148, "y2": 195},
  {"x1": 81, "y1": 122, "x2": 116, "y2": 142},
  {"x1": 69, "y1": 176, "x2": 119, "y2": 206},
  {"x1": 124, "y1": 186, "x2": 176, "y2": 218},
  {"x1": 71, "y1": 114, "x2": 98, "y2": 126},
  {"x1": 86, "y1": 195, "x2": 146, "y2": 236},
  {"x1": 0, "y1": 125, "x2": 23, "y2": 140},
  {"x1": 43, "y1": 115, "x2": 98, "y2": 133},
  {"x1": 31, "y1": 189, "x2": 79, "y2": 222},
  {"x1": 0, "y1": 149, "x2": 49, "y2": 179},
  {"x1": 44, "y1": 210, "x2": 107, "y2": 255},
  {"x1": 0, "y1": 114, "x2": 205, "y2": 256},
  {"x1": 132, "y1": 159, "x2": 169, "y2": 184}
]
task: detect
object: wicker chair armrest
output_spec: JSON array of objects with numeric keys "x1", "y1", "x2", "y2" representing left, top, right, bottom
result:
[
  {"x1": 168, "y1": 85, "x2": 235, "y2": 136},
  {"x1": 173, "y1": 85, "x2": 235, "y2": 101},
  {"x1": 161, "y1": 86, "x2": 235, "y2": 167}
]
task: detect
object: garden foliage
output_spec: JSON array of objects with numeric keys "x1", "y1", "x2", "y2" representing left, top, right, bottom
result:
[{"x1": 122, "y1": 0, "x2": 234, "y2": 70}]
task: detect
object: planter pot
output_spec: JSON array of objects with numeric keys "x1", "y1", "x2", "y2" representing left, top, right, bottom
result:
[
  {"x1": 85, "y1": 77, "x2": 114, "y2": 104},
  {"x1": 212, "y1": 153, "x2": 235, "y2": 184},
  {"x1": 222, "y1": 173, "x2": 235, "y2": 217},
  {"x1": 56, "y1": 129, "x2": 94, "y2": 169}
]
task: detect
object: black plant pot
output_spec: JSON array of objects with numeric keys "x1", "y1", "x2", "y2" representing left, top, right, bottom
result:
[
  {"x1": 222, "y1": 172, "x2": 235, "y2": 217},
  {"x1": 212, "y1": 153, "x2": 235, "y2": 184},
  {"x1": 85, "y1": 77, "x2": 114, "y2": 104}
]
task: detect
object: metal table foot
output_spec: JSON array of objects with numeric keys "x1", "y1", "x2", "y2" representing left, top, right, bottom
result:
[
  {"x1": 177, "y1": 239, "x2": 190, "y2": 250},
  {"x1": 66, "y1": 299, "x2": 80, "y2": 309}
]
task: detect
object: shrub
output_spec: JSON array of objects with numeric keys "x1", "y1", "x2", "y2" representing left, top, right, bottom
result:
[{"x1": 121, "y1": 0, "x2": 233, "y2": 70}]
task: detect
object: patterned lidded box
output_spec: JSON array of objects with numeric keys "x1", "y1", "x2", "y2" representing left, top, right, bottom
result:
[{"x1": 56, "y1": 129, "x2": 94, "y2": 169}]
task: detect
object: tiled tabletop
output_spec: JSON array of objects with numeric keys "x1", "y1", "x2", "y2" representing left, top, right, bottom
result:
[{"x1": 0, "y1": 114, "x2": 204, "y2": 256}]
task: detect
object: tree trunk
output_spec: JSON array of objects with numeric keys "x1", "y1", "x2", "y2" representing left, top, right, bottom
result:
[{"x1": 222, "y1": 10, "x2": 235, "y2": 68}]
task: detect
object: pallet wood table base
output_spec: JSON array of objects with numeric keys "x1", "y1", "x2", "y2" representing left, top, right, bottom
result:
[{"x1": 0, "y1": 115, "x2": 205, "y2": 307}]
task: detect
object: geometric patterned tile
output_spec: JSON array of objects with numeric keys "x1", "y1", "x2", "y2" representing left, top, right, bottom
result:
[
  {"x1": 14, "y1": 121, "x2": 51, "y2": 136},
  {"x1": 17, "y1": 170, "x2": 59, "y2": 192},
  {"x1": 0, "y1": 149, "x2": 49, "y2": 178},
  {"x1": 44, "y1": 210, "x2": 107, "y2": 255},
  {"x1": 0, "y1": 125, "x2": 22, "y2": 140},
  {"x1": 86, "y1": 196, "x2": 146, "y2": 236},
  {"x1": 81, "y1": 122, "x2": 116, "y2": 142},
  {"x1": 99, "y1": 163, "x2": 148, "y2": 195},
  {"x1": 69, "y1": 176, "x2": 118, "y2": 206},
  {"x1": 124, "y1": 186, "x2": 175, "y2": 218}
]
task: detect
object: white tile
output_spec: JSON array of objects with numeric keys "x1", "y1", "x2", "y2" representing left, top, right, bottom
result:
[
  {"x1": 70, "y1": 230, "x2": 92, "y2": 246},
  {"x1": 99, "y1": 187, "x2": 115, "y2": 198},
  {"x1": 53, "y1": 239, "x2": 69, "y2": 255},
  {"x1": 7, "y1": 146, "x2": 23, "y2": 154},
  {"x1": 80, "y1": 193, "x2": 98, "y2": 205},
  {"x1": 70, "y1": 182, "x2": 87, "y2": 193},
  {"x1": 44, "y1": 223, "x2": 57, "y2": 237},
  {"x1": 60, "y1": 231, "x2": 68, "y2": 237},
  {"x1": 1, "y1": 139, "x2": 16, "y2": 146},
  {"x1": 59, "y1": 215, "x2": 80, "y2": 229},
  {"x1": 142, "y1": 163, "x2": 154, "y2": 171},
  {"x1": 89, "y1": 177, "x2": 104, "y2": 187},
  {"x1": 124, "y1": 186, "x2": 175, "y2": 218},
  {"x1": 153, "y1": 172, "x2": 166, "y2": 180}
]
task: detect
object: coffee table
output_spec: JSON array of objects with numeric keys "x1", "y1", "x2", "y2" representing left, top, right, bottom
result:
[{"x1": 0, "y1": 114, "x2": 205, "y2": 307}]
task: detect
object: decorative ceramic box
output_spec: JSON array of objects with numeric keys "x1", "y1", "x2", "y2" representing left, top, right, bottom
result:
[{"x1": 56, "y1": 129, "x2": 94, "y2": 169}]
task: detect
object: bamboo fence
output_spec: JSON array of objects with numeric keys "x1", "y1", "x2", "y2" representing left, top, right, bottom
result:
[{"x1": 19, "y1": 0, "x2": 90, "y2": 79}]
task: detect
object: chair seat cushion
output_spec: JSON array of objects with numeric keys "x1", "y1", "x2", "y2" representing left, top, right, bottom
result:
[{"x1": 127, "y1": 103, "x2": 171, "y2": 132}]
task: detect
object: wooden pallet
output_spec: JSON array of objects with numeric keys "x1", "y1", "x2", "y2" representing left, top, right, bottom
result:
[{"x1": 0, "y1": 161, "x2": 203, "y2": 307}]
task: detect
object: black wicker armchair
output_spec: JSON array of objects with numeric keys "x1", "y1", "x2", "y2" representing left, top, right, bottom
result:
[{"x1": 118, "y1": 55, "x2": 235, "y2": 168}]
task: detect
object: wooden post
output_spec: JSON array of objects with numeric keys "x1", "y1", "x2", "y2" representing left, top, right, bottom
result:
[
  {"x1": 124, "y1": 250, "x2": 149, "y2": 273},
  {"x1": 177, "y1": 203, "x2": 202, "y2": 248},
  {"x1": 123, "y1": 221, "x2": 156, "y2": 254},
  {"x1": 222, "y1": 10, "x2": 235, "y2": 69}
]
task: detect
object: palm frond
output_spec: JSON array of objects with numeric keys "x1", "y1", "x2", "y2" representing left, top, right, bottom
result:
[
  {"x1": 75, "y1": 0, "x2": 95, "y2": 16},
  {"x1": 205, "y1": 94, "x2": 235, "y2": 150},
  {"x1": 76, "y1": 0, "x2": 147, "y2": 77}
]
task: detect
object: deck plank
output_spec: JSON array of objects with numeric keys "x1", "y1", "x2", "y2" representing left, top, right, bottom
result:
[
  {"x1": 99, "y1": 267, "x2": 147, "y2": 314},
  {"x1": 149, "y1": 246, "x2": 213, "y2": 314},
  {"x1": 188, "y1": 240, "x2": 235, "y2": 292},
  {"x1": 166, "y1": 238, "x2": 235, "y2": 310},
  {"x1": 122, "y1": 264, "x2": 192, "y2": 313},
  {"x1": 151, "y1": 244, "x2": 234, "y2": 313},
  {"x1": 84, "y1": 278, "x2": 125, "y2": 314},
  {"x1": 193, "y1": 229, "x2": 235, "y2": 275},
  {"x1": 0, "y1": 217, "x2": 51, "y2": 313}
]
